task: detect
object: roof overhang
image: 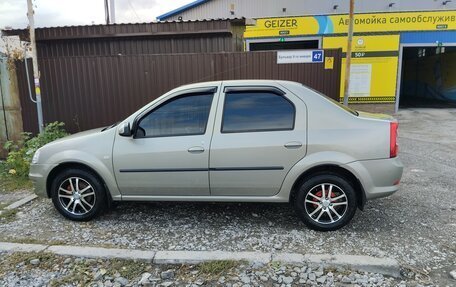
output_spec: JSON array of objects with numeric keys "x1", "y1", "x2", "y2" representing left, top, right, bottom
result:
[{"x1": 156, "y1": 0, "x2": 210, "y2": 21}]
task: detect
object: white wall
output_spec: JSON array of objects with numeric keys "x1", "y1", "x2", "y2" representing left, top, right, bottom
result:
[{"x1": 161, "y1": 0, "x2": 456, "y2": 21}]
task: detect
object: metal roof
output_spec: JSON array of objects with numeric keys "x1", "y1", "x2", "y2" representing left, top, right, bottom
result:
[
  {"x1": 156, "y1": 0, "x2": 210, "y2": 21},
  {"x1": 1, "y1": 18, "x2": 245, "y2": 42}
]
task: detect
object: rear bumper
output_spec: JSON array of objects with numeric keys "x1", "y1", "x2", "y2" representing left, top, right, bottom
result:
[
  {"x1": 344, "y1": 157, "x2": 403, "y2": 200},
  {"x1": 29, "y1": 163, "x2": 57, "y2": 198}
]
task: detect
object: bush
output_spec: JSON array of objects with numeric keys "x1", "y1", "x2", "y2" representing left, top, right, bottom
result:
[{"x1": 3, "y1": 122, "x2": 69, "y2": 177}]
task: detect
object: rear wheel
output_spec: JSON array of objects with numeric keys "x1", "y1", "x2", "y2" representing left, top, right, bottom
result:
[
  {"x1": 293, "y1": 173, "x2": 357, "y2": 231},
  {"x1": 51, "y1": 168, "x2": 107, "y2": 221}
]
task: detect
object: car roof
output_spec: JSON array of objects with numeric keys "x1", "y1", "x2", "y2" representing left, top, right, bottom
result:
[{"x1": 174, "y1": 79, "x2": 299, "y2": 91}]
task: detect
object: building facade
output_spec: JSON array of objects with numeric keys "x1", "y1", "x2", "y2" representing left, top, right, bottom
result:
[{"x1": 158, "y1": 0, "x2": 456, "y2": 111}]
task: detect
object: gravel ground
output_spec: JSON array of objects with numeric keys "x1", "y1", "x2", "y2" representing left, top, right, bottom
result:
[
  {"x1": 0, "y1": 251, "x2": 406, "y2": 287},
  {"x1": 0, "y1": 108, "x2": 455, "y2": 286}
]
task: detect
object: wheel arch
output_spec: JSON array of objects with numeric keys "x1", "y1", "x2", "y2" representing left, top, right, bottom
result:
[
  {"x1": 290, "y1": 164, "x2": 366, "y2": 210},
  {"x1": 46, "y1": 162, "x2": 113, "y2": 205}
]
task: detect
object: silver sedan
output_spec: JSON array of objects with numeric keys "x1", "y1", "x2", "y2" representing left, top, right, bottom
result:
[{"x1": 29, "y1": 80, "x2": 403, "y2": 231}]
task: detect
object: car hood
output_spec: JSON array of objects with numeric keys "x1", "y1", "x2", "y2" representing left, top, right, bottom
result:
[{"x1": 50, "y1": 128, "x2": 103, "y2": 144}]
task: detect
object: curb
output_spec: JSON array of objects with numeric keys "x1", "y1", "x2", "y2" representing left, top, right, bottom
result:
[
  {"x1": 0, "y1": 242, "x2": 401, "y2": 277},
  {"x1": 154, "y1": 251, "x2": 271, "y2": 265},
  {"x1": 5, "y1": 194, "x2": 38, "y2": 210}
]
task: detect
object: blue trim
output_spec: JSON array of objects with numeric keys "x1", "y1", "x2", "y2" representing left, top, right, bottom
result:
[
  {"x1": 400, "y1": 31, "x2": 456, "y2": 44},
  {"x1": 157, "y1": 0, "x2": 210, "y2": 21}
]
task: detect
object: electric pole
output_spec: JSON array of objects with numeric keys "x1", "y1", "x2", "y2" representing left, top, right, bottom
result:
[
  {"x1": 105, "y1": 0, "x2": 115, "y2": 24},
  {"x1": 27, "y1": 0, "x2": 44, "y2": 133},
  {"x1": 343, "y1": 0, "x2": 355, "y2": 106}
]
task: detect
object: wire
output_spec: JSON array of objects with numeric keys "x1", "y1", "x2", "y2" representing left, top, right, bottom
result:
[{"x1": 127, "y1": 0, "x2": 142, "y2": 22}]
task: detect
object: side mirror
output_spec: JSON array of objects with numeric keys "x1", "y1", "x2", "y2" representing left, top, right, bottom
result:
[{"x1": 118, "y1": 122, "x2": 132, "y2": 137}]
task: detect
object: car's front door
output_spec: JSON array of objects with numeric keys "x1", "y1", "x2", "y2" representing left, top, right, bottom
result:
[
  {"x1": 209, "y1": 85, "x2": 307, "y2": 196},
  {"x1": 113, "y1": 86, "x2": 219, "y2": 197}
]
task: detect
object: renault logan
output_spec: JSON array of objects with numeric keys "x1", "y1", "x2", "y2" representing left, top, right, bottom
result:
[{"x1": 29, "y1": 80, "x2": 403, "y2": 231}]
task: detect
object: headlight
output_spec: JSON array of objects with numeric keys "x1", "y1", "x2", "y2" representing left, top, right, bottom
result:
[{"x1": 31, "y1": 149, "x2": 41, "y2": 164}]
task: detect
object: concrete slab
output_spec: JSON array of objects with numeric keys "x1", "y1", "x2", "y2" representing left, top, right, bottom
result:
[
  {"x1": 0, "y1": 242, "x2": 48, "y2": 252},
  {"x1": 5, "y1": 194, "x2": 38, "y2": 210},
  {"x1": 47, "y1": 245, "x2": 155, "y2": 262},
  {"x1": 304, "y1": 254, "x2": 401, "y2": 278},
  {"x1": 154, "y1": 250, "x2": 272, "y2": 264}
]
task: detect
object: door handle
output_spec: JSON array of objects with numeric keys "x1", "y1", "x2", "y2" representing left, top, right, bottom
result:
[
  {"x1": 188, "y1": 146, "x2": 205, "y2": 153},
  {"x1": 284, "y1": 141, "x2": 303, "y2": 149}
]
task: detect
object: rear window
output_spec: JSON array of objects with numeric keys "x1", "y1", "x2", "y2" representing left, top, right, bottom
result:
[
  {"x1": 222, "y1": 92, "x2": 295, "y2": 133},
  {"x1": 325, "y1": 96, "x2": 359, "y2": 116},
  {"x1": 302, "y1": 85, "x2": 358, "y2": 116}
]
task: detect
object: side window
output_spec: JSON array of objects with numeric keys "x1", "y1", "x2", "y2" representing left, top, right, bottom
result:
[
  {"x1": 222, "y1": 91, "x2": 295, "y2": 133},
  {"x1": 137, "y1": 93, "x2": 213, "y2": 138}
]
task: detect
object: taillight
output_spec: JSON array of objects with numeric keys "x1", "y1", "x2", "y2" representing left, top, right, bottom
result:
[{"x1": 390, "y1": 122, "x2": 398, "y2": 158}]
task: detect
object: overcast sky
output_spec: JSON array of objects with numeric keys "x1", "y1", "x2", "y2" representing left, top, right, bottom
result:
[{"x1": 0, "y1": 0, "x2": 194, "y2": 29}]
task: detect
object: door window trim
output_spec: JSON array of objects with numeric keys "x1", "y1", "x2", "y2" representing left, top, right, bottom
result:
[
  {"x1": 220, "y1": 87, "x2": 296, "y2": 134},
  {"x1": 133, "y1": 88, "x2": 217, "y2": 139}
]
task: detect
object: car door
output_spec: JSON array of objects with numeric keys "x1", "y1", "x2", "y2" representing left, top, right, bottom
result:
[
  {"x1": 209, "y1": 85, "x2": 307, "y2": 196},
  {"x1": 113, "y1": 86, "x2": 219, "y2": 197}
]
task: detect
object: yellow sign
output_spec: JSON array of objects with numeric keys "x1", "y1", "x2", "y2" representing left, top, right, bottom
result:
[
  {"x1": 323, "y1": 35, "x2": 400, "y2": 102},
  {"x1": 245, "y1": 11, "x2": 456, "y2": 38},
  {"x1": 324, "y1": 57, "x2": 334, "y2": 70}
]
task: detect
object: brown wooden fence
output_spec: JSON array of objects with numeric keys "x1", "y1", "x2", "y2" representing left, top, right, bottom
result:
[{"x1": 16, "y1": 49, "x2": 341, "y2": 134}]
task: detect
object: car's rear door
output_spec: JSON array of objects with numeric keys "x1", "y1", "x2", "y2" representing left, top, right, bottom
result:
[
  {"x1": 113, "y1": 86, "x2": 220, "y2": 197},
  {"x1": 209, "y1": 84, "x2": 307, "y2": 196}
]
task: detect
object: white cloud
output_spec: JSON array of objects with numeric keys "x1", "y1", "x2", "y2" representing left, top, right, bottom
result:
[{"x1": 0, "y1": 0, "x2": 194, "y2": 29}]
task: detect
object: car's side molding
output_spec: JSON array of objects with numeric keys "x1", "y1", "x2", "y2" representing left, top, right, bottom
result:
[{"x1": 118, "y1": 166, "x2": 285, "y2": 173}]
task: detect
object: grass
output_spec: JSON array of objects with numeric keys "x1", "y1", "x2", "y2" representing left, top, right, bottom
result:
[
  {"x1": 49, "y1": 257, "x2": 150, "y2": 287},
  {"x1": 0, "y1": 252, "x2": 245, "y2": 286},
  {"x1": 0, "y1": 200, "x2": 17, "y2": 222},
  {"x1": 0, "y1": 174, "x2": 32, "y2": 192},
  {"x1": 49, "y1": 257, "x2": 93, "y2": 287},
  {"x1": 0, "y1": 208, "x2": 17, "y2": 222},
  {"x1": 0, "y1": 251, "x2": 150, "y2": 287},
  {"x1": 0, "y1": 252, "x2": 58, "y2": 275},
  {"x1": 0, "y1": 162, "x2": 33, "y2": 192},
  {"x1": 197, "y1": 260, "x2": 240, "y2": 277}
]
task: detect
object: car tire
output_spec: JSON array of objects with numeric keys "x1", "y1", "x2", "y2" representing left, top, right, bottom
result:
[
  {"x1": 51, "y1": 168, "x2": 107, "y2": 221},
  {"x1": 293, "y1": 172, "x2": 357, "y2": 231}
]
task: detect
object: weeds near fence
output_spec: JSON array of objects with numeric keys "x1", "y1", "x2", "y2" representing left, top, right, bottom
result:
[{"x1": 1, "y1": 122, "x2": 68, "y2": 191}]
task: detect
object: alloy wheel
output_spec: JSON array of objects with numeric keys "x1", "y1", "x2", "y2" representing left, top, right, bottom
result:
[
  {"x1": 57, "y1": 177, "x2": 96, "y2": 215},
  {"x1": 304, "y1": 183, "x2": 348, "y2": 224}
]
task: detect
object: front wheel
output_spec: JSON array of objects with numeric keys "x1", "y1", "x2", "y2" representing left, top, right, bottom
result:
[
  {"x1": 293, "y1": 173, "x2": 357, "y2": 231},
  {"x1": 51, "y1": 168, "x2": 107, "y2": 221}
]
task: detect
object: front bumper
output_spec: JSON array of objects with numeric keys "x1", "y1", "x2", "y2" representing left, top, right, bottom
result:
[
  {"x1": 344, "y1": 157, "x2": 404, "y2": 200},
  {"x1": 29, "y1": 163, "x2": 57, "y2": 198}
]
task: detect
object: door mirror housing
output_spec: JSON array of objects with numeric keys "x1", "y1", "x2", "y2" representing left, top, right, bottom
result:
[{"x1": 118, "y1": 122, "x2": 132, "y2": 137}]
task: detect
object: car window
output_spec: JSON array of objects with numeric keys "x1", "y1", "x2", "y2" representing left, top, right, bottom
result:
[
  {"x1": 222, "y1": 91, "x2": 295, "y2": 133},
  {"x1": 301, "y1": 84, "x2": 358, "y2": 116},
  {"x1": 137, "y1": 93, "x2": 213, "y2": 138}
]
